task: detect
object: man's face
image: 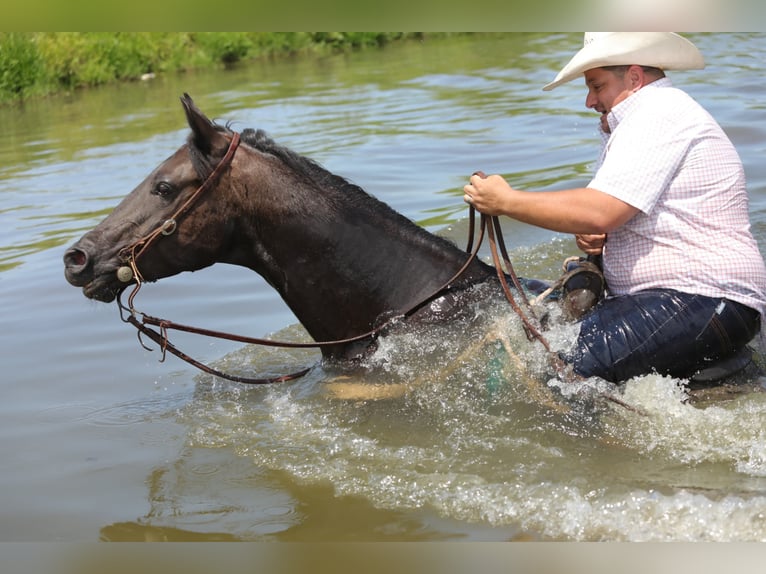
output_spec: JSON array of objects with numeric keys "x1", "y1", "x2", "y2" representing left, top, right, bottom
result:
[{"x1": 584, "y1": 67, "x2": 635, "y2": 133}]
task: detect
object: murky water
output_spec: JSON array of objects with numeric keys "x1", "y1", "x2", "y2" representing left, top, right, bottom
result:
[{"x1": 3, "y1": 33, "x2": 766, "y2": 541}]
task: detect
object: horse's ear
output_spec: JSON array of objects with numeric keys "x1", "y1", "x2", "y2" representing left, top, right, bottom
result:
[{"x1": 180, "y1": 93, "x2": 229, "y2": 158}]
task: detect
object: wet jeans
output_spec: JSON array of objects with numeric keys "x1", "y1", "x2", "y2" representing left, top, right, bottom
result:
[{"x1": 564, "y1": 289, "x2": 761, "y2": 383}]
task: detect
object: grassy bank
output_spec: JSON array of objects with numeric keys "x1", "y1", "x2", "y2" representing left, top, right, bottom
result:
[{"x1": 0, "y1": 32, "x2": 427, "y2": 105}]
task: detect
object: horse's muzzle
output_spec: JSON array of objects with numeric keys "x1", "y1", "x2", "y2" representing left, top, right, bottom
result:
[{"x1": 64, "y1": 243, "x2": 128, "y2": 302}]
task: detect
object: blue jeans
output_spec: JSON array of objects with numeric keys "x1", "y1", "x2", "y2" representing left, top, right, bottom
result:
[{"x1": 563, "y1": 289, "x2": 761, "y2": 383}]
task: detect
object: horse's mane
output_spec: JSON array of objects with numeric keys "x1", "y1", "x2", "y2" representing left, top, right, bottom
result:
[
  {"x1": 240, "y1": 127, "x2": 388, "y2": 214},
  {"x1": 190, "y1": 122, "x2": 464, "y2": 254}
]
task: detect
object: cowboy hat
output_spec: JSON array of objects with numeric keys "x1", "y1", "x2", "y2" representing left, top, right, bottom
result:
[{"x1": 543, "y1": 32, "x2": 705, "y2": 91}]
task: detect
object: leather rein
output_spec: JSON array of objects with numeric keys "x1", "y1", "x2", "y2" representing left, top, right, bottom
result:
[{"x1": 117, "y1": 133, "x2": 554, "y2": 384}]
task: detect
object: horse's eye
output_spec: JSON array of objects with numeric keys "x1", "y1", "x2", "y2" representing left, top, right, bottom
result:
[{"x1": 153, "y1": 181, "x2": 177, "y2": 198}]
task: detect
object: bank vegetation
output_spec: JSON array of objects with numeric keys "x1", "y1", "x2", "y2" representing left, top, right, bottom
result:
[{"x1": 0, "y1": 32, "x2": 431, "y2": 105}]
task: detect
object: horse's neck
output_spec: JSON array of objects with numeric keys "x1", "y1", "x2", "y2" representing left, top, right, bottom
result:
[{"x1": 226, "y1": 188, "x2": 490, "y2": 345}]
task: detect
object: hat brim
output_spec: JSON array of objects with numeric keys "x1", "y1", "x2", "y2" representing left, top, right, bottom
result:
[{"x1": 543, "y1": 32, "x2": 705, "y2": 91}]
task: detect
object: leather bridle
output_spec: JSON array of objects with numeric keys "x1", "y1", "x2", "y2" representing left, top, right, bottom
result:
[
  {"x1": 116, "y1": 134, "x2": 554, "y2": 384},
  {"x1": 118, "y1": 131, "x2": 241, "y2": 311}
]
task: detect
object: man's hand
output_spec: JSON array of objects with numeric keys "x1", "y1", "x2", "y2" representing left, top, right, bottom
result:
[
  {"x1": 463, "y1": 173, "x2": 515, "y2": 216},
  {"x1": 575, "y1": 233, "x2": 606, "y2": 256}
]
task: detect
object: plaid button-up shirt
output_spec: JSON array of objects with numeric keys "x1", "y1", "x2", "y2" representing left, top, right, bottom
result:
[{"x1": 589, "y1": 78, "x2": 766, "y2": 315}]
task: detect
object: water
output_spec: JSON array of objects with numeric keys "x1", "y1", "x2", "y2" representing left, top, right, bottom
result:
[{"x1": 3, "y1": 33, "x2": 766, "y2": 542}]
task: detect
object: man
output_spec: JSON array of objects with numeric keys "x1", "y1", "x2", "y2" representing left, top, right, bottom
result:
[{"x1": 463, "y1": 32, "x2": 766, "y2": 383}]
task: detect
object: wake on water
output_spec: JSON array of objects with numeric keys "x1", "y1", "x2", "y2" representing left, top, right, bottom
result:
[{"x1": 162, "y1": 285, "x2": 766, "y2": 541}]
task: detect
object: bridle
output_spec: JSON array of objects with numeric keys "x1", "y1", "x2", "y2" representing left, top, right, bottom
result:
[
  {"x1": 118, "y1": 131, "x2": 241, "y2": 311},
  {"x1": 116, "y1": 132, "x2": 556, "y2": 385}
]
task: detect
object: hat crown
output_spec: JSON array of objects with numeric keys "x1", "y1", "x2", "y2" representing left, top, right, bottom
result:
[
  {"x1": 583, "y1": 32, "x2": 612, "y2": 47},
  {"x1": 543, "y1": 32, "x2": 705, "y2": 91}
]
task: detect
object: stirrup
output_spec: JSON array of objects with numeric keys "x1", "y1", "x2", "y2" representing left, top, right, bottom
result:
[{"x1": 559, "y1": 257, "x2": 605, "y2": 321}]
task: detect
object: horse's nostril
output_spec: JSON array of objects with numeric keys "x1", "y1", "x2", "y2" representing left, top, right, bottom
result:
[
  {"x1": 63, "y1": 246, "x2": 97, "y2": 288},
  {"x1": 64, "y1": 247, "x2": 88, "y2": 269}
]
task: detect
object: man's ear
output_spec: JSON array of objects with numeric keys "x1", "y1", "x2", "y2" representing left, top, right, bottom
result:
[{"x1": 627, "y1": 65, "x2": 645, "y2": 90}]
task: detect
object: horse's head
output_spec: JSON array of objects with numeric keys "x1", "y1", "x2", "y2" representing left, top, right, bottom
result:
[
  {"x1": 65, "y1": 93, "x2": 498, "y2": 363},
  {"x1": 64, "y1": 95, "x2": 240, "y2": 302}
]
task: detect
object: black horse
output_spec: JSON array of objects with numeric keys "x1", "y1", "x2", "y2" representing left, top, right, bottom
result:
[{"x1": 63, "y1": 94, "x2": 511, "y2": 366}]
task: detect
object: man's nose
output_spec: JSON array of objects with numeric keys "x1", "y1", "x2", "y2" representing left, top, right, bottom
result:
[{"x1": 585, "y1": 91, "x2": 598, "y2": 109}]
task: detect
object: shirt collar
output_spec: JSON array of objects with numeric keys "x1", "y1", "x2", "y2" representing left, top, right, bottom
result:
[{"x1": 605, "y1": 76, "x2": 674, "y2": 133}]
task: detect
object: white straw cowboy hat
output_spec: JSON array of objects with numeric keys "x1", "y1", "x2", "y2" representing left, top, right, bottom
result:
[{"x1": 543, "y1": 32, "x2": 705, "y2": 91}]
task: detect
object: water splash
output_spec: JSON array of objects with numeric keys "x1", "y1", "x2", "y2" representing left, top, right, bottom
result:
[{"x1": 172, "y1": 306, "x2": 766, "y2": 541}]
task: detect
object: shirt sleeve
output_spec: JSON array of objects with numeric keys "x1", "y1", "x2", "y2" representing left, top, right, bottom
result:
[{"x1": 588, "y1": 97, "x2": 692, "y2": 214}]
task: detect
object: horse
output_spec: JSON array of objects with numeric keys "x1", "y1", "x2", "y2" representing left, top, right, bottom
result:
[
  {"x1": 64, "y1": 94, "x2": 760, "y2": 407},
  {"x1": 63, "y1": 94, "x2": 523, "y2": 374}
]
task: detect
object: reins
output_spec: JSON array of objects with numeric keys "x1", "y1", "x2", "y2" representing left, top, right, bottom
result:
[
  {"x1": 469, "y1": 170, "x2": 550, "y2": 353},
  {"x1": 116, "y1": 135, "x2": 557, "y2": 384}
]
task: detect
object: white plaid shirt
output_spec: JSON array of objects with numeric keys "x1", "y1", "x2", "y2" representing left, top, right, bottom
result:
[{"x1": 589, "y1": 78, "x2": 766, "y2": 315}]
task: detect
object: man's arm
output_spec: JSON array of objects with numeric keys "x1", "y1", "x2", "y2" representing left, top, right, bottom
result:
[{"x1": 463, "y1": 173, "x2": 639, "y2": 234}]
